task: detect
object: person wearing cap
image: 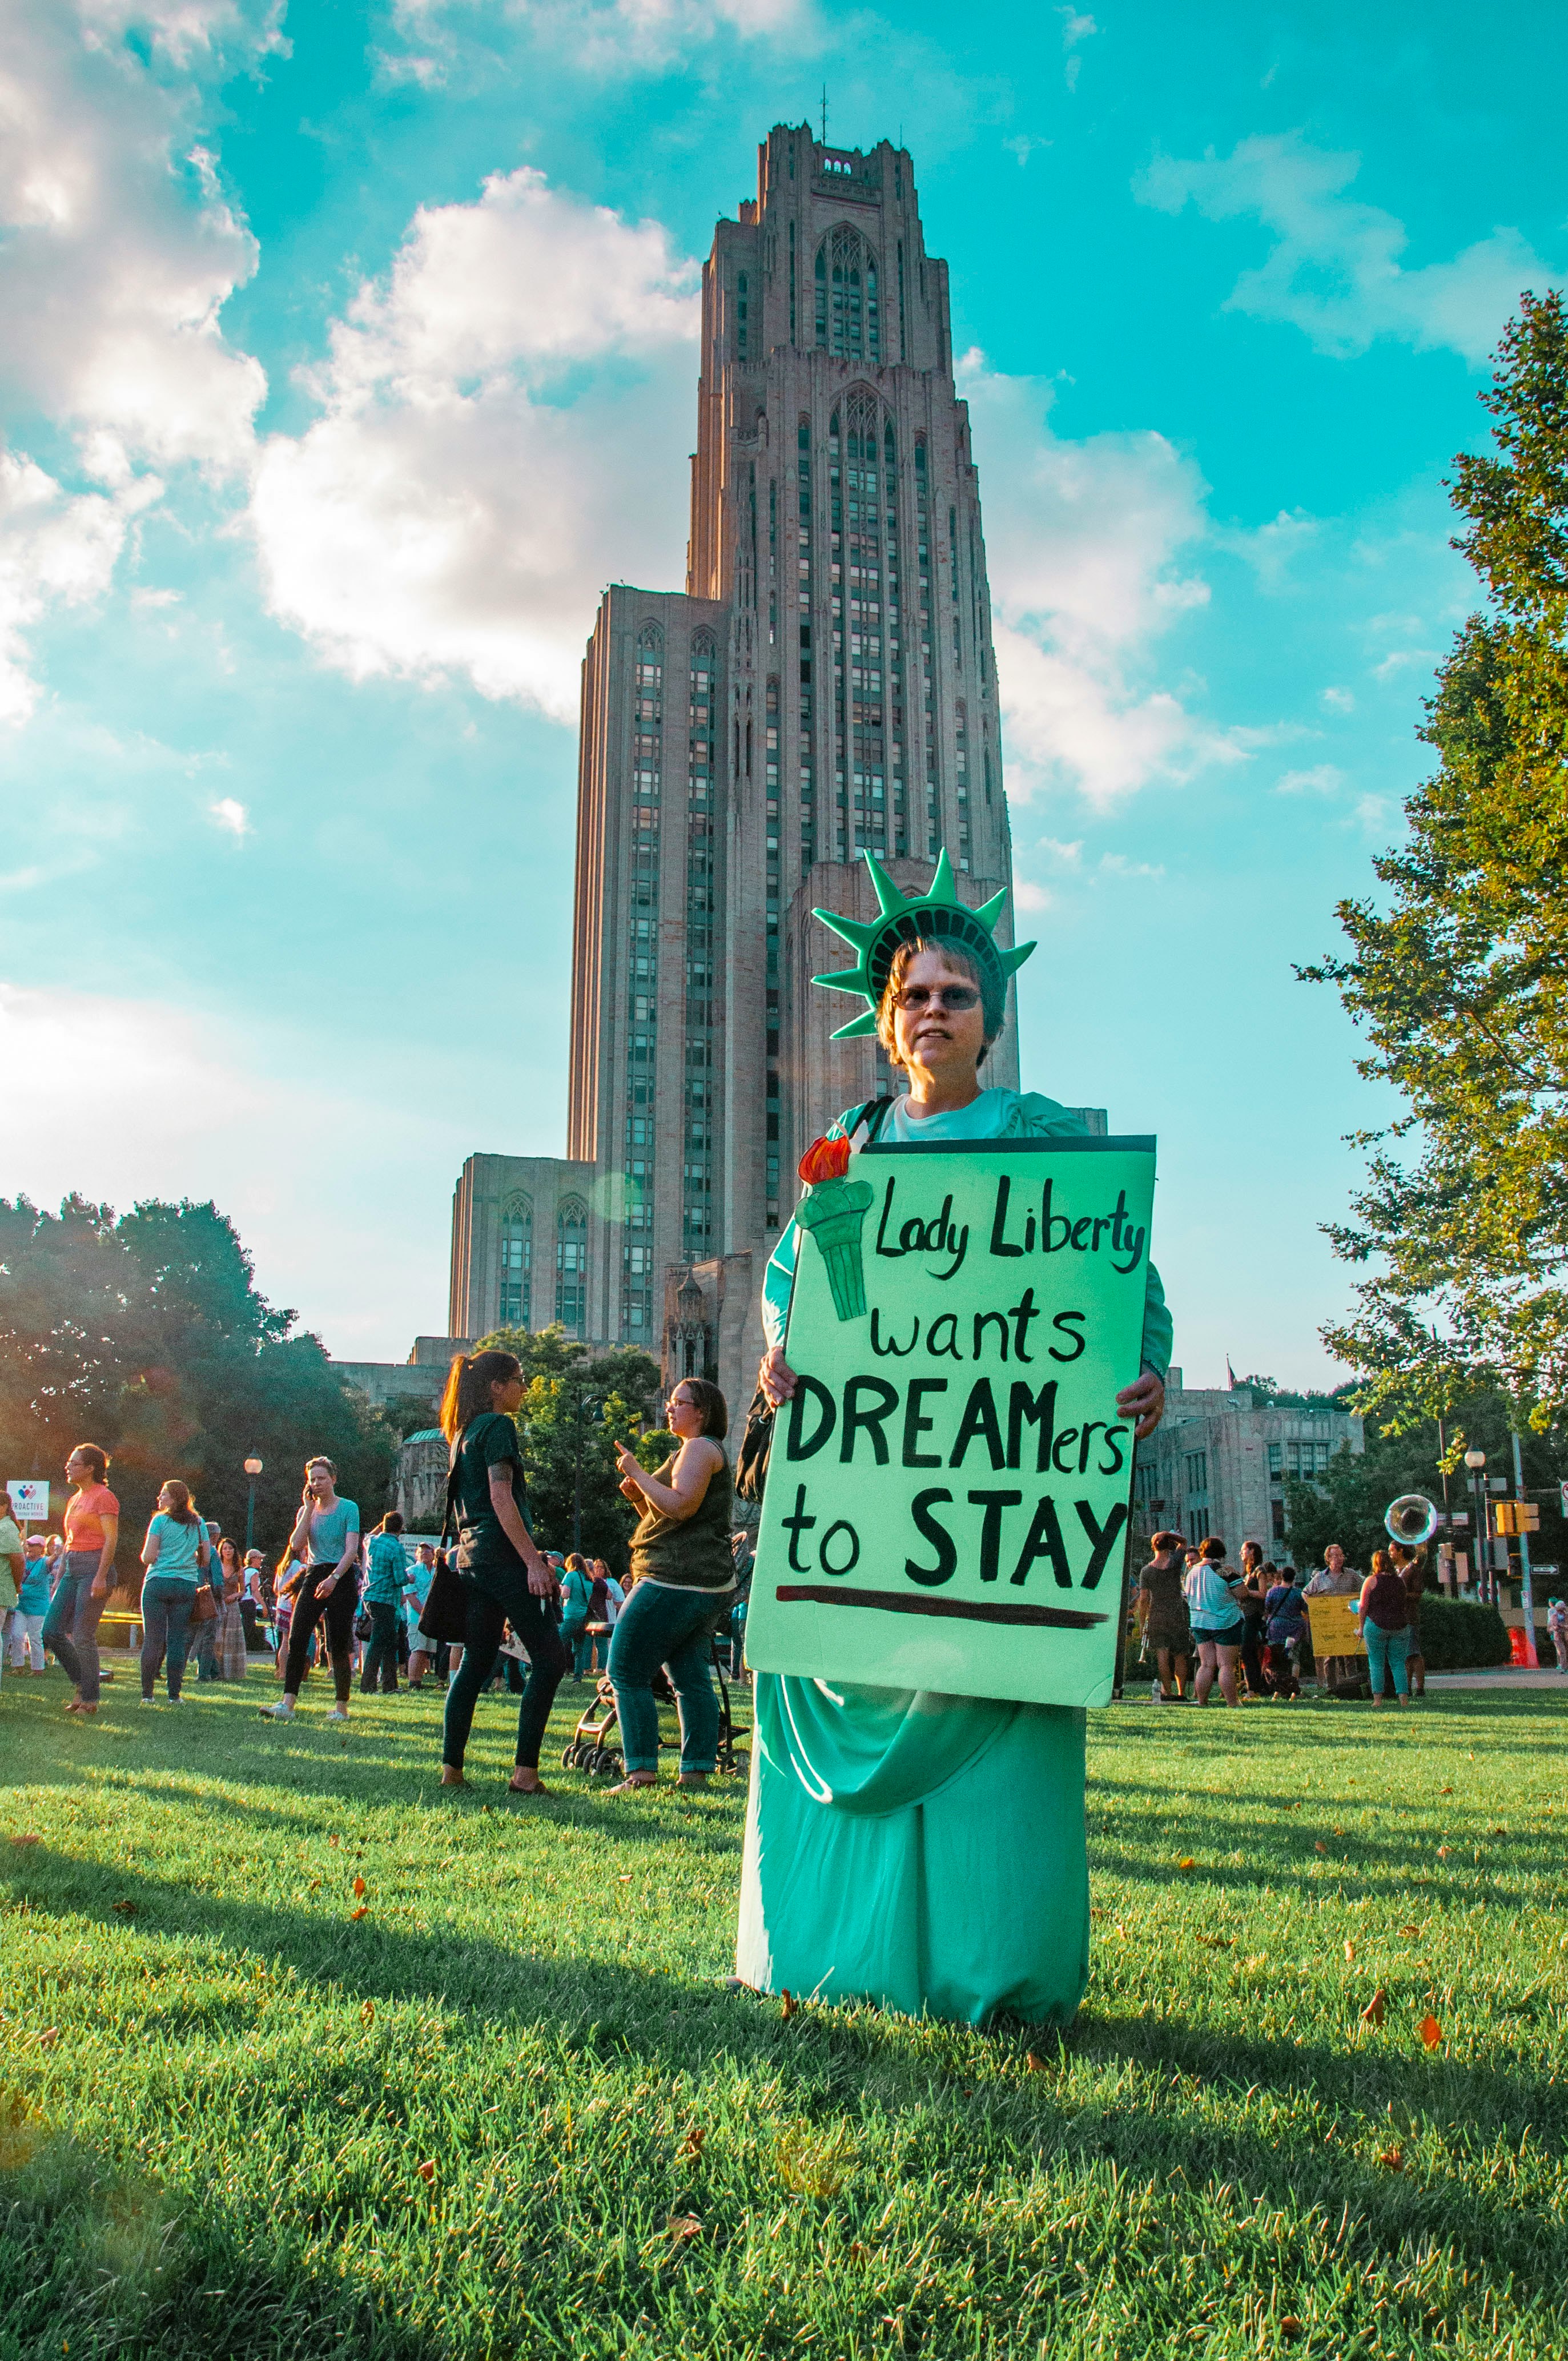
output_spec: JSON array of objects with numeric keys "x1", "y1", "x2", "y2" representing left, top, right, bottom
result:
[{"x1": 738, "y1": 848, "x2": 1171, "y2": 2028}]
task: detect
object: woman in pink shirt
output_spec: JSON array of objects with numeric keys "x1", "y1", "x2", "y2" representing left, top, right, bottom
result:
[{"x1": 43, "y1": 1442, "x2": 119, "y2": 1715}]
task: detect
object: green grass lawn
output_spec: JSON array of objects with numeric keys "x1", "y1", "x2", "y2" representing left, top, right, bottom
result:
[{"x1": 2, "y1": 1659, "x2": 1565, "y2": 2360}]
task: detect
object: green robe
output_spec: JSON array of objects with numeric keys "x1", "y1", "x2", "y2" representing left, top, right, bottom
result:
[{"x1": 735, "y1": 1088, "x2": 1170, "y2": 2027}]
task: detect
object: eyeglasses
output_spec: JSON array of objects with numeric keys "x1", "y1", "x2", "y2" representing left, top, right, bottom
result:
[{"x1": 891, "y1": 984, "x2": 981, "y2": 1012}]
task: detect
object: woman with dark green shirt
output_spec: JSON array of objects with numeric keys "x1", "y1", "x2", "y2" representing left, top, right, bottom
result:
[
  {"x1": 438, "y1": 1349, "x2": 567, "y2": 1794},
  {"x1": 609, "y1": 1378, "x2": 733, "y2": 1793}
]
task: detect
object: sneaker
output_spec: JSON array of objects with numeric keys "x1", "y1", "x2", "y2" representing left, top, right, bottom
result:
[
  {"x1": 139, "y1": 1695, "x2": 156, "y2": 1707},
  {"x1": 327, "y1": 1707, "x2": 349, "y2": 1723},
  {"x1": 261, "y1": 1700, "x2": 296, "y2": 1720}
]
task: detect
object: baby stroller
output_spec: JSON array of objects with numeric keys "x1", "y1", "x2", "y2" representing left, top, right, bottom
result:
[{"x1": 561, "y1": 1627, "x2": 750, "y2": 1779}]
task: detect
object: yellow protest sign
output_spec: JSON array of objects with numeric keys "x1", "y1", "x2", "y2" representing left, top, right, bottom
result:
[{"x1": 1306, "y1": 1595, "x2": 1366, "y2": 1659}]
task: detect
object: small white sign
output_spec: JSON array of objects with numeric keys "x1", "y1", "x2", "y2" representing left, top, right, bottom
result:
[{"x1": 7, "y1": 1479, "x2": 49, "y2": 1523}]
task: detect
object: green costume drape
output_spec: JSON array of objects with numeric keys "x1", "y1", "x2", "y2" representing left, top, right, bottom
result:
[{"x1": 735, "y1": 1088, "x2": 1171, "y2": 2027}]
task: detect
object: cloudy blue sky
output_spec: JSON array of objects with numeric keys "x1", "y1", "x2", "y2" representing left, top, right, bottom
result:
[{"x1": 2, "y1": 0, "x2": 1562, "y2": 1379}]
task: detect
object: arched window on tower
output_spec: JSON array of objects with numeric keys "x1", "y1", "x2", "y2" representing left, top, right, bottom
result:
[
  {"x1": 814, "y1": 227, "x2": 879, "y2": 360},
  {"x1": 555, "y1": 1196, "x2": 588, "y2": 1334},
  {"x1": 497, "y1": 1194, "x2": 533, "y2": 1328}
]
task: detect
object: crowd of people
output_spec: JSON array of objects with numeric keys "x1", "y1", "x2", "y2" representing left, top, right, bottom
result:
[
  {"x1": 1132, "y1": 1530, "x2": 1458, "y2": 1703},
  {"x1": 0, "y1": 1385, "x2": 753, "y2": 1795}
]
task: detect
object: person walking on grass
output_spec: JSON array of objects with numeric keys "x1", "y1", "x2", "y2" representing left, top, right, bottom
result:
[
  {"x1": 1548, "y1": 1595, "x2": 1568, "y2": 1672},
  {"x1": 1236, "y1": 1541, "x2": 1271, "y2": 1696},
  {"x1": 1184, "y1": 1537, "x2": 1245, "y2": 1707},
  {"x1": 361, "y1": 1512, "x2": 408, "y2": 1695},
  {"x1": 1354, "y1": 1548, "x2": 1412, "y2": 1707},
  {"x1": 11, "y1": 1537, "x2": 51, "y2": 1672},
  {"x1": 1136, "y1": 1530, "x2": 1192, "y2": 1701},
  {"x1": 608, "y1": 1378, "x2": 734, "y2": 1796},
  {"x1": 138, "y1": 1480, "x2": 211, "y2": 1704},
  {"x1": 1389, "y1": 1539, "x2": 1428, "y2": 1697},
  {"x1": 559, "y1": 1552, "x2": 595, "y2": 1682},
  {"x1": 437, "y1": 1349, "x2": 566, "y2": 1796},
  {"x1": 43, "y1": 1443, "x2": 119, "y2": 1716},
  {"x1": 261, "y1": 1459, "x2": 361, "y2": 1724},
  {"x1": 213, "y1": 1538, "x2": 248, "y2": 1681}
]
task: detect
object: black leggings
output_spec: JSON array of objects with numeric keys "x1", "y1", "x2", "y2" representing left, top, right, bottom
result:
[
  {"x1": 442, "y1": 1564, "x2": 568, "y2": 1772},
  {"x1": 283, "y1": 1567, "x2": 358, "y2": 1703}
]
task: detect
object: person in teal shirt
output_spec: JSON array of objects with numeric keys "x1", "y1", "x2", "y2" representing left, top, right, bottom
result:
[
  {"x1": 737, "y1": 852, "x2": 1170, "y2": 2028},
  {"x1": 361, "y1": 1511, "x2": 408, "y2": 1694}
]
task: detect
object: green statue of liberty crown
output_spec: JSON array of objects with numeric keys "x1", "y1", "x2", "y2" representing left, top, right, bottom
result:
[{"x1": 811, "y1": 847, "x2": 1036, "y2": 1041}]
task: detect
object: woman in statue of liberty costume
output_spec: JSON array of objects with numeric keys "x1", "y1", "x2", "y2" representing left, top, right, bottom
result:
[{"x1": 735, "y1": 851, "x2": 1172, "y2": 2026}]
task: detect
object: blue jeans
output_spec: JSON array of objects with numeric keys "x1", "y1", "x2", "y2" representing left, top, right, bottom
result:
[
  {"x1": 43, "y1": 1552, "x2": 109, "y2": 1703},
  {"x1": 442, "y1": 1558, "x2": 568, "y2": 1772},
  {"x1": 1364, "y1": 1619, "x2": 1410, "y2": 1698},
  {"x1": 140, "y1": 1578, "x2": 197, "y2": 1699},
  {"x1": 360, "y1": 1600, "x2": 401, "y2": 1693},
  {"x1": 608, "y1": 1581, "x2": 724, "y2": 1776}
]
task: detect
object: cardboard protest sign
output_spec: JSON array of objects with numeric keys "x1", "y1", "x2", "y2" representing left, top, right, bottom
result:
[
  {"x1": 746, "y1": 1136, "x2": 1157, "y2": 1710},
  {"x1": 1306, "y1": 1596, "x2": 1366, "y2": 1659}
]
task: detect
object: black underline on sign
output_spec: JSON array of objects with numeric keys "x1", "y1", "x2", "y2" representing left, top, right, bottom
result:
[{"x1": 773, "y1": 1586, "x2": 1108, "y2": 1630}]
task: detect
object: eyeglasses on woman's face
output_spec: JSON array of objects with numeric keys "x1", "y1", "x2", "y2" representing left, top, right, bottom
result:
[
  {"x1": 891, "y1": 983, "x2": 980, "y2": 1013},
  {"x1": 669, "y1": 1391, "x2": 699, "y2": 1413}
]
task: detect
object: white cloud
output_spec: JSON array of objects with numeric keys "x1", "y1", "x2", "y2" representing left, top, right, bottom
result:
[
  {"x1": 1135, "y1": 131, "x2": 1559, "y2": 363},
  {"x1": 387, "y1": 0, "x2": 803, "y2": 79},
  {"x1": 0, "y1": 448, "x2": 161, "y2": 722},
  {"x1": 960, "y1": 353, "x2": 1243, "y2": 806},
  {"x1": 0, "y1": 0, "x2": 270, "y2": 719},
  {"x1": 1321, "y1": 685, "x2": 1355, "y2": 713},
  {"x1": 1276, "y1": 762, "x2": 1344, "y2": 796},
  {"x1": 1057, "y1": 5, "x2": 1096, "y2": 90},
  {"x1": 210, "y1": 794, "x2": 250, "y2": 837},
  {"x1": 250, "y1": 167, "x2": 699, "y2": 722}
]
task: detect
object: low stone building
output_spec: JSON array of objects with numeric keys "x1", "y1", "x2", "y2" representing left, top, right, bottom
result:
[
  {"x1": 395, "y1": 1429, "x2": 448, "y2": 1533},
  {"x1": 1132, "y1": 1370, "x2": 1363, "y2": 1562}
]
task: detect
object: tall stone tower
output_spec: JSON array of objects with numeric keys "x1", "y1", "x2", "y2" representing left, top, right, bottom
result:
[{"x1": 568, "y1": 124, "x2": 1020, "y2": 1395}]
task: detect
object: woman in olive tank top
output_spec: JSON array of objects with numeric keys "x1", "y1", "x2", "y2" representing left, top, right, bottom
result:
[{"x1": 609, "y1": 1378, "x2": 734, "y2": 1792}]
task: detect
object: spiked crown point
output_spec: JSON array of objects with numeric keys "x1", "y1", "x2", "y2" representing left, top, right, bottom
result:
[{"x1": 809, "y1": 846, "x2": 1035, "y2": 1032}]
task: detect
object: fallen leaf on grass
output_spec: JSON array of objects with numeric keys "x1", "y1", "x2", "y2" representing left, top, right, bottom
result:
[
  {"x1": 1344, "y1": 1940, "x2": 1356, "y2": 1961},
  {"x1": 1378, "y1": 2145, "x2": 1404, "y2": 2170},
  {"x1": 780, "y1": 1991, "x2": 798, "y2": 2020},
  {"x1": 111, "y1": 1900, "x2": 139, "y2": 1917},
  {"x1": 360, "y1": 2001, "x2": 375, "y2": 2026},
  {"x1": 349, "y1": 1905, "x2": 368, "y2": 1921},
  {"x1": 1280, "y1": 2320, "x2": 1302, "y2": 2341},
  {"x1": 9, "y1": 1835, "x2": 40, "y2": 1848},
  {"x1": 1176, "y1": 1856, "x2": 1196, "y2": 1871},
  {"x1": 678, "y1": 2125, "x2": 706, "y2": 2160},
  {"x1": 33, "y1": 2028, "x2": 59, "y2": 2050},
  {"x1": 1401, "y1": 1924, "x2": 1421, "y2": 1937},
  {"x1": 850, "y1": 2241, "x2": 869, "y2": 2260},
  {"x1": 1436, "y1": 1845, "x2": 1452, "y2": 1860},
  {"x1": 1314, "y1": 1841, "x2": 1326, "y2": 1855},
  {"x1": 1440, "y1": 1786, "x2": 1453, "y2": 1796},
  {"x1": 1025, "y1": 2052, "x2": 1048, "y2": 2073},
  {"x1": 352, "y1": 1876, "x2": 366, "y2": 1898},
  {"x1": 416, "y1": 2159, "x2": 436, "y2": 2184},
  {"x1": 668, "y1": 2214, "x2": 702, "y2": 2245},
  {"x1": 1418, "y1": 2015, "x2": 1442, "y2": 2049},
  {"x1": 1360, "y1": 1990, "x2": 1387, "y2": 2027}
]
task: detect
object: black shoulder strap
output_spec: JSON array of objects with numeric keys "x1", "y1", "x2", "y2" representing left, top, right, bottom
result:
[{"x1": 849, "y1": 1095, "x2": 896, "y2": 1144}]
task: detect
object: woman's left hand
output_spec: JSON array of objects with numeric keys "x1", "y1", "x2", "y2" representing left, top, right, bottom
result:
[
  {"x1": 90, "y1": 1572, "x2": 108, "y2": 1599},
  {"x1": 614, "y1": 1442, "x2": 645, "y2": 1487},
  {"x1": 1116, "y1": 1371, "x2": 1165, "y2": 1440}
]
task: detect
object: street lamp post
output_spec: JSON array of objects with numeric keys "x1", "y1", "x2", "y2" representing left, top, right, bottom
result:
[
  {"x1": 1463, "y1": 1448, "x2": 1487, "y2": 1603},
  {"x1": 244, "y1": 1457, "x2": 264, "y2": 1554}
]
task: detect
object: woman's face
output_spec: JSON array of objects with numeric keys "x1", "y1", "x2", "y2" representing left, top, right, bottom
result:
[
  {"x1": 887, "y1": 951, "x2": 988, "y2": 1079},
  {"x1": 491, "y1": 1372, "x2": 526, "y2": 1414},
  {"x1": 306, "y1": 1462, "x2": 333, "y2": 1501},
  {"x1": 667, "y1": 1386, "x2": 706, "y2": 1439},
  {"x1": 65, "y1": 1450, "x2": 95, "y2": 1487},
  {"x1": 158, "y1": 1485, "x2": 176, "y2": 1512}
]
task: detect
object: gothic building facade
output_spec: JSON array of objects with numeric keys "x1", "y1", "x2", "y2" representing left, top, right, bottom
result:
[{"x1": 448, "y1": 125, "x2": 1026, "y2": 1414}]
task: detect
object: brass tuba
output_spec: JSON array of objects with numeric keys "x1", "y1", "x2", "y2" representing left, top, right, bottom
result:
[{"x1": 1384, "y1": 1494, "x2": 1440, "y2": 1546}]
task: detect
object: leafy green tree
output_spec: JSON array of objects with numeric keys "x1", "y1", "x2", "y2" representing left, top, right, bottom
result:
[
  {"x1": 467, "y1": 1324, "x2": 671, "y2": 1566},
  {"x1": 1302, "y1": 292, "x2": 1568, "y2": 1429},
  {"x1": 1281, "y1": 1383, "x2": 1568, "y2": 1574},
  {"x1": 0, "y1": 1196, "x2": 395, "y2": 1566}
]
